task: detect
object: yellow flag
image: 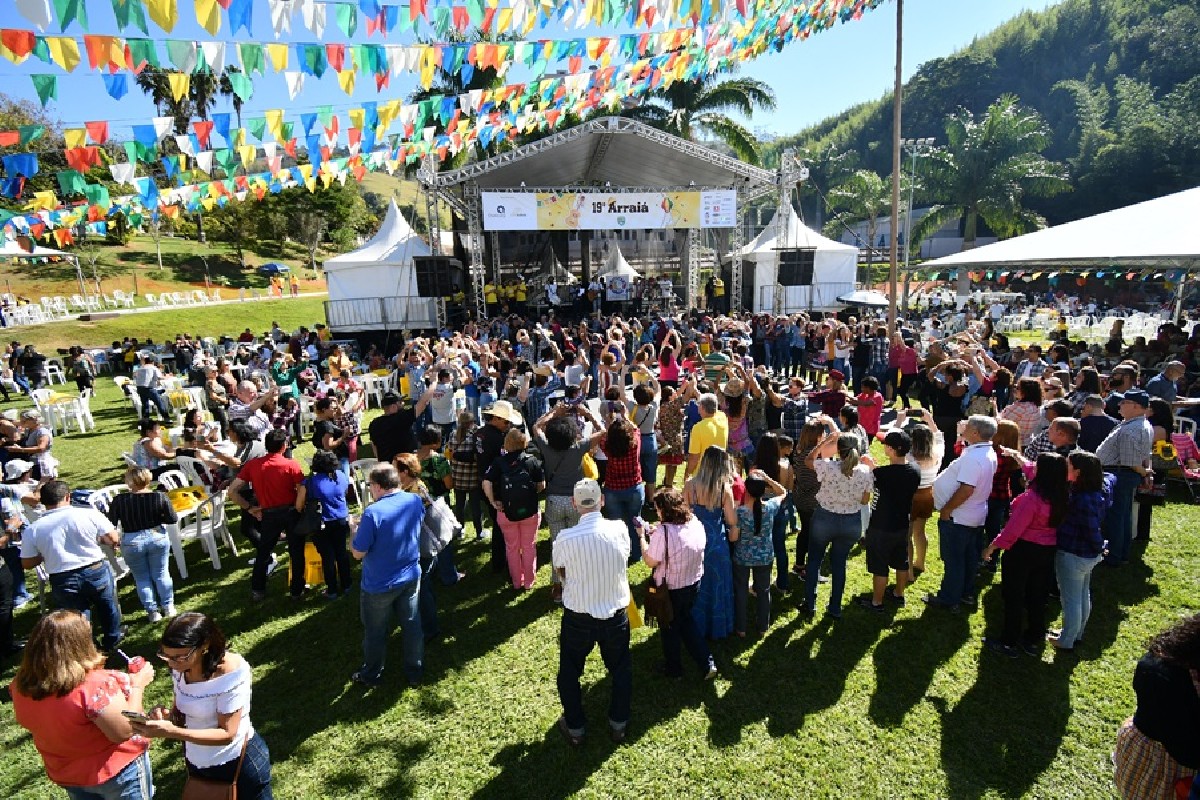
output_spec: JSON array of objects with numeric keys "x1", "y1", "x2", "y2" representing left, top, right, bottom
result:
[
  {"x1": 378, "y1": 100, "x2": 399, "y2": 129},
  {"x1": 497, "y1": 8, "x2": 513, "y2": 32},
  {"x1": 320, "y1": 171, "x2": 335, "y2": 189},
  {"x1": 195, "y1": 0, "x2": 221, "y2": 35},
  {"x1": 201, "y1": 197, "x2": 216, "y2": 211},
  {"x1": 337, "y1": 70, "x2": 356, "y2": 95},
  {"x1": 347, "y1": 108, "x2": 365, "y2": 131},
  {"x1": 0, "y1": 41, "x2": 30, "y2": 65},
  {"x1": 145, "y1": 0, "x2": 178, "y2": 33},
  {"x1": 207, "y1": 183, "x2": 222, "y2": 198},
  {"x1": 46, "y1": 38, "x2": 82, "y2": 73},
  {"x1": 237, "y1": 145, "x2": 256, "y2": 168},
  {"x1": 167, "y1": 72, "x2": 189, "y2": 102},
  {"x1": 297, "y1": 164, "x2": 314, "y2": 180},
  {"x1": 64, "y1": 129, "x2": 88, "y2": 149},
  {"x1": 266, "y1": 43, "x2": 288, "y2": 71},
  {"x1": 264, "y1": 109, "x2": 284, "y2": 140},
  {"x1": 305, "y1": 177, "x2": 317, "y2": 193},
  {"x1": 27, "y1": 191, "x2": 58, "y2": 211},
  {"x1": 233, "y1": 128, "x2": 246, "y2": 148}
]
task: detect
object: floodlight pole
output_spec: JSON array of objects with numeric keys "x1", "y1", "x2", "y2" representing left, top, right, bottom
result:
[{"x1": 888, "y1": 0, "x2": 903, "y2": 335}]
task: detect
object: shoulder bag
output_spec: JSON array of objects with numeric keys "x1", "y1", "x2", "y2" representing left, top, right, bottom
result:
[
  {"x1": 181, "y1": 735, "x2": 248, "y2": 800},
  {"x1": 642, "y1": 525, "x2": 674, "y2": 628}
]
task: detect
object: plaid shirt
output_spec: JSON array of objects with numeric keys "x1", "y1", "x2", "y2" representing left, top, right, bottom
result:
[
  {"x1": 869, "y1": 335, "x2": 890, "y2": 370},
  {"x1": 1096, "y1": 417, "x2": 1153, "y2": 468},
  {"x1": 450, "y1": 429, "x2": 480, "y2": 490},
  {"x1": 1056, "y1": 478, "x2": 1114, "y2": 558},
  {"x1": 601, "y1": 433, "x2": 642, "y2": 490},
  {"x1": 1023, "y1": 429, "x2": 1056, "y2": 460},
  {"x1": 524, "y1": 375, "x2": 561, "y2": 422},
  {"x1": 1000, "y1": 401, "x2": 1042, "y2": 447}
]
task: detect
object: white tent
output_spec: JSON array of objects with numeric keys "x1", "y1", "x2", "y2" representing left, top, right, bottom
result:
[
  {"x1": 920, "y1": 186, "x2": 1200, "y2": 271},
  {"x1": 732, "y1": 204, "x2": 858, "y2": 312},
  {"x1": 597, "y1": 246, "x2": 640, "y2": 302},
  {"x1": 0, "y1": 239, "x2": 70, "y2": 258},
  {"x1": 322, "y1": 199, "x2": 437, "y2": 331}
]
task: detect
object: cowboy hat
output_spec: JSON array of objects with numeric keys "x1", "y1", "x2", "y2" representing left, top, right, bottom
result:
[
  {"x1": 532, "y1": 364, "x2": 554, "y2": 377},
  {"x1": 482, "y1": 399, "x2": 524, "y2": 425},
  {"x1": 722, "y1": 377, "x2": 746, "y2": 398}
]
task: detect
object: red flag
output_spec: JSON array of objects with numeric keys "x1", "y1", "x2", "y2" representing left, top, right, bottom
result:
[
  {"x1": 282, "y1": 139, "x2": 297, "y2": 157},
  {"x1": 1, "y1": 29, "x2": 36, "y2": 60},
  {"x1": 375, "y1": 71, "x2": 389, "y2": 91},
  {"x1": 193, "y1": 120, "x2": 213, "y2": 149},
  {"x1": 0, "y1": 131, "x2": 18, "y2": 148},
  {"x1": 410, "y1": 0, "x2": 426, "y2": 22},
  {"x1": 84, "y1": 121, "x2": 108, "y2": 144},
  {"x1": 65, "y1": 146, "x2": 101, "y2": 172},
  {"x1": 481, "y1": 7, "x2": 496, "y2": 32},
  {"x1": 326, "y1": 44, "x2": 345, "y2": 72}
]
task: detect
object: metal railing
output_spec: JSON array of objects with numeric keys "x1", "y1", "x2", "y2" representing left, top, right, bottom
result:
[{"x1": 325, "y1": 297, "x2": 438, "y2": 331}]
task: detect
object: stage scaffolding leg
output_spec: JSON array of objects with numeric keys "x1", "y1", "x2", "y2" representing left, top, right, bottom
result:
[
  {"x1": 436, "y1": 298, "x2": 447, "y2": 331},
  {"x1": 687, "y1": 229, "x2": 701, "y2": 313},
  {"x1": 464, "y1": 183, "x2": 488, "y2": 322},
  {"x1": 421, "y1": 155, "x2": 442, "y2": 257},
  {"x1": 729, "y1": 205, "x2": 744, "y2": 314},
  {"x1": 491, "y1": 232, "x2": 501, "y2": 285}
]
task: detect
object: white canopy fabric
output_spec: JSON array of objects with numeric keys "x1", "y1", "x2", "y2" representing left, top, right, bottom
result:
[
  {"x1": 322, "y1": 199, "x2": 436, "y2": 330},
  {"x1": 921, "y1": 186, "x2": 1200, "y2": 270},
  {"x1": 596, "y1": 246, "x2": 641, "y2": 279},
  {"x1": 732, "y1": 204, "x2": 858, "y2": 312}
]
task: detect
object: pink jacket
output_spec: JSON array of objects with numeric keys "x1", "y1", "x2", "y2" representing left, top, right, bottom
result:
[{"x1": 991, "y1": 489, "x2": 1058, "y2": 550}]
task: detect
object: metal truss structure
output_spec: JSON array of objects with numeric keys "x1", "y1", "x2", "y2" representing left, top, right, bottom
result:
[{"x1": 463, "y1": 183, "x2": 489, "y2": 322}]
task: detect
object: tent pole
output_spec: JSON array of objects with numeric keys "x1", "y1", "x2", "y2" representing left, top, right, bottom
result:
[
  {"x1": 887, "y1": 0, "x2": 903, "y2": 335},
  {"x1": 74, "y1": 256, "x2": 86, "y2": 299},
  {"x1": 1174, "y1": 268, "x2": 1188, "y2": 322}
]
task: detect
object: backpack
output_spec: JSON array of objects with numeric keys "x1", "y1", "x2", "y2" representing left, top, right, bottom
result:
[
  {"x1": 420, "y1": 494, "x2": 462, "y2": 559},
  {"x1": 496, "y1": 454, "x2": 540, "y2": 522}
]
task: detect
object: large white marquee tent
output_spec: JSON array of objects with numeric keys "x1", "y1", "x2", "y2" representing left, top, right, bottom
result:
[
  {"x1": 322, "y1": 199, "x2": 437, "y2": 332},
  {"x1": 731, "y1": 204, "x2": 858, "y2": 313}
]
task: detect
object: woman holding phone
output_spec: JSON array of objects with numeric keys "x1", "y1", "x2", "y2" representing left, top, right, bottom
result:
[
  {"x1": 10, "y1": 610, "x2": 156, "y2": 799},
  {"x1": 131, "y1": 613, "x2": 273, "y2": 800}
]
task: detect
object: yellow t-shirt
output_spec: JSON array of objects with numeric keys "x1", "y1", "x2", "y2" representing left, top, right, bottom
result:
[
  {"x1": 516, "y1": 283, "x2": 527, "y2": 301},
  {"x1": 713, "y1": 279, "x2": 725, "y2": 297},
  {"x1": 485, "y1": 284, "x2": 497, "y2": 303},
  {"x1": 688, "y1": 411, "x2": 729, "y2": 455}
]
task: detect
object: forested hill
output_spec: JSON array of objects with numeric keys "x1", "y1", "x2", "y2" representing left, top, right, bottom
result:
[{"x1": 766, "y1": 0, "x2": 1200, "y2": 225}]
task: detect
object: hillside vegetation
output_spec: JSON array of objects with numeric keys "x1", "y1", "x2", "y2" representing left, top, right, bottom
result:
[{"x1": 770, "y1": 0, "x2": 1200, "y2": 225}]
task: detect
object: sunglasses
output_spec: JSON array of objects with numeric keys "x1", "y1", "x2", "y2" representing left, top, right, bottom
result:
[{"x1": 156, "y1": 645, "x2": 197, "y2": 664}]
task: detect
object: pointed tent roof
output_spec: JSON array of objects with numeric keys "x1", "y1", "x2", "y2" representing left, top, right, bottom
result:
[
  {"x1": 921, "y1": 186, "x2": 1200, "y2": 270},
  {"x1": 323, "y1": 199, "x2": 431, "y2": 269},
  {"x1": 0, "y1": 238, "x2": 68, "y2": 257},
  {"x1": 736, "y1": 204, "x2": 858, "y2": 259},
  {"x1": 597, "y1": 246, "x2": 640, "y2": 279}
]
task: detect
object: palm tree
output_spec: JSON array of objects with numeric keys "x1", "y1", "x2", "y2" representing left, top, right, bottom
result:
[
  {"x1": 622, "y1": 70, "x2": 776, "y2": 165},
  {"x1": 797, "y1": 143, "x2": 857, "y2": 229},
  {"x1": 911, "y1": 95, "x2": 1071, "y2": 291},
  {"x1": 218, "y1": 66, "x2": 245, "y2": 128},
  {"x1": 824, "y1": 169, "x2": 906, "y2": 286},
  {"x1": 134, "y1": 67, "x2": 222, "y2": 134}
]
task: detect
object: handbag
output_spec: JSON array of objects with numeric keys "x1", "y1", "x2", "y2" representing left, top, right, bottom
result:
[
  {"x1": 181, "y1": 735, "x2": 248, "y2": 800},
  {"x1": 580, "y1": 452, "x2": 599, "y2": 481},
  {"x1": 292, "y1": 497, "x2": 323, "y2": 538},
  {"x1": 641, "y1": 524, "x2": 673, "y2": 628}
]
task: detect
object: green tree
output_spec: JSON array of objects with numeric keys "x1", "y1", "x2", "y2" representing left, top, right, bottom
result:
[
  {"x1": 911, "y1": 95, "x2": 1071, "y2": 269},
  {"x1": 622, "y1": 70, "x2": 775, "y2": 165},
  {"x1": 796, "y1": 143, "x2": 857, "y2": 229},
  {"x1": 824, "y1": 169, "x2": 908, "y2": 285}
]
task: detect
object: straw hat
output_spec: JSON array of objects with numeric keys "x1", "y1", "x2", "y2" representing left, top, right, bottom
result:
[
  {"x1": 532, "y1": 364, "x2": 554, "y2": 377},
  {"x1": 482, "y1": 400, "x2": 524, "y2": 425},
  {"x1": 722, "y1": 377, "x2": 746, "y2": 398}
]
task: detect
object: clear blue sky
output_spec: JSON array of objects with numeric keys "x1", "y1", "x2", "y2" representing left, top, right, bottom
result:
[{"x1": 0, "y1": 0, "x2": 1060, "y2": 142}]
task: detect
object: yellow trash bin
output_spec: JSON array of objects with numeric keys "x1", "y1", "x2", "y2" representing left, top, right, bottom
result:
[{"x1": 288, "y1": 542, "x2": 325, "y2": 587}]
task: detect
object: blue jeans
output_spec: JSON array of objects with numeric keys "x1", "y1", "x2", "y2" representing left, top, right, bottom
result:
[
  {"x1": 121, "y1": 528, "x2": 174, "y2": 613},
  {"x1": 935, "y1": 519, "x2": 984, "y2": 606},
  {"x1": 660, "y1": 583, "x2": 713, "y2": 677},
  {"x1": 602, "y1": 484, "x2": 645, "y2": 563},
  {"x1": 638, "y1": 433, "x2": 659, "y2": 489},
  {"x1": 49, "y1": 562, "x2": 123, "y2": 649},
  {"x1": 1103, "y1": 468, "x2": 1141, "y2": 564},
  {"x1": 187, "y1": 732, "x2": 272, "y2": 800},
  {"x1": 419, "y1": 556, "x2": 440, "y2": 640},
  {"x1": 557, "y1": 608, "x2": 632, "y2": 735},
  {"x1": 805, "y1": 508, "x2": 860, "y2": 614},
  {"x1": 772, "y1": 497, "x2": 793, "y2": 590},
  {"x1": 1, "y1": 541, "x2": 29, "y2": 602},
  {"x1": 1055, "y1": 550, "x2": 1103, "y2": 648},
  {"x1": 64, "y1": 751, "x2": 153, "y2": 800},
  {"x1": 359, "y1": 578, "x2": 423, "y2": 684}
]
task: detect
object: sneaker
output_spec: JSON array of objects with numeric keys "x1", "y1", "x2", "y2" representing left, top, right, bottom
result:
[
  {"x1": 1020, "y1": 641, "x2": 1042, "y2": 657},
  {"x1": 825, "y1": 607, "x2": 842, "y2": 620},
  {"x1": 478, "y1": 528, "x2": 492, "y2": 541},
  {"x1": 886, "y1": 590, "x2": 906, "y2": 607},
  {"x1": 250, "y1": 590, "x2": 267, "y2": 602},
  {"x1": 351, "y1": 670, "x2": 381, "y2": 688},
  {"x1": 855, "y1": 596, "x2": 885, "y2": 613},
  {"x1": 984, "y1": 638, "x2": 1019, "y2": 659},
  {"x1": 265, "y1": 556, "x2": 281, "y2": 577},
  {"x1": 162, "y1": 604, "x2": 176, "y2": 617},
  {"x1": 703, "y1": 660, "x2": 719, "y2": 681},
  {"x1": 321, "y1": 590, "x2": 341, "y2": 600},
  {"x1": 921, "y1": 593, "x2": 959, "y2": 612},
  {"x1": 147, "y1": 609, "x2": 162, "y2": 623}
]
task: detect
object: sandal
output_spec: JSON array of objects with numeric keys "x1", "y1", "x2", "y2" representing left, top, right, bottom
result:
[{"x1": 556, "y1": 716, "x2": 583, "y2": 747}]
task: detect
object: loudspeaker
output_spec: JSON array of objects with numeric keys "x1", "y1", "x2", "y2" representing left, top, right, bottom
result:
[
  {"x1": 413, "y1": 256, "x2": 465, "y2": 297},
  {"x1": 778, "y1": 248, "x2": 816, "y2": 286}
]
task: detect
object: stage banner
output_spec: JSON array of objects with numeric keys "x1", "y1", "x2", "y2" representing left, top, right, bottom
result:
[{"x1": 481, "y1": 190, "x2": 736, "y2": 231}]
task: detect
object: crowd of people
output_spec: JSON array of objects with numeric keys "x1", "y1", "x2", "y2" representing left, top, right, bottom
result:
[{"x1": 4, "y1": 296, "x2": 1200, "y2": 799}]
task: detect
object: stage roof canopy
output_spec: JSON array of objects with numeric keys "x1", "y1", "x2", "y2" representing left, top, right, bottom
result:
[
  {"x1": 434, "y1": 117, "x2": 776, "y2": 197},
  {"x1": 920, "y1": 186, "x2": 1200, "y2": 271}
]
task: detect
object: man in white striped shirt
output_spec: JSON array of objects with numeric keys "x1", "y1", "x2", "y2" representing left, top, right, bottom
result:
[{"x1": 552, "y1": 479, "x2": 632, "y2": 746}]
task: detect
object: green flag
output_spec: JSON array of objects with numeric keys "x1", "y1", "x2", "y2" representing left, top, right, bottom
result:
[
  {"x1": 83, "y1": 182, "x2": 110, "y2": 208},
  {"x1": 53, "y1": 0, "x2": 89, "y2": 32},
  {"x1": 334, "y1": 3, "x2": 358, "y2": 37},
  {"x1": 238, "y1": 42, "x2": 265, "y2": 75},
  {"x1": 317, "y1": 105, "x2": 334, "y2": 127},
  {"x1": 125, "y1": 38, "x2": 160, "y2": 70},
  {"x1": 111, "y1": 0, "x2": 149, "y2": 34},
  {"x1": 31, "y1": 74, "x2": 57, "y2": 107},
  {"x1": 278, "y1": 122, "x2": 294, "y2": 141},
  {"x1": 227, "y1": 71, "x2": 254, "y2": 102},
  {"x1": 246, "y1": 117, "x2": 267, "y2": 141},
  {"x1": 18, "y1": 125, "x2": 47, "y2": 148},
  {"x1": 56, "y1": 169, "x2": 87, "y2": 196},
  {"x1": 213, "y1": 148, "x2": 237, "y2": 175}
]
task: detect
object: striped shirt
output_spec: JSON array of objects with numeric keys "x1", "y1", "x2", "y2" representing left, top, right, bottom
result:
[
  {"x1": 106, "y1": 491, "x2": 178, "y2": 534},
  {"x1": 553, "y1": 511, "x2": 631, "y2": 618},
  {"x1": 646, "y1": 518, "x2": 706, "y2": 589}
]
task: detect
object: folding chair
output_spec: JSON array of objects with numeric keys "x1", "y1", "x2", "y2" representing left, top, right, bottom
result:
[{"x1": 1168, "y1": 433, "x2": 1200, "y2": 504}]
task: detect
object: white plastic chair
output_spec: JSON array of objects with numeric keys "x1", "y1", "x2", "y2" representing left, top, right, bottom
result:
[
  {"x1": 45, "y1": 361, "x2": 67, "y2": 385},
  {"x1": 350, "y1": 458, "x2": 378, "y2": 509},
  {"x1": 156, "y1": 469, "x2": 190, "y2": 491},
  {"x1": 88, "y1": 484, "x2": 131, "y2": 581},
  {"x1": 175, "y1": 455, "x2": 217, "y2": 488},
  {"x1": 1176, "y1": 417, "x2": 1197, "y2": 438},
  {"x1": 167, "y1": 490, "x2": 234, "y2": 579}
]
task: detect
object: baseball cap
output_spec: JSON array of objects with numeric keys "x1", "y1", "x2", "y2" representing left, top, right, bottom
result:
[
  {"x1": 4, "y1": 459, "x2": 34, "y2": 481},
  {"x1": 1122, "y1": 389, "x2": 1150, "y2": 408},
  {"x1": 381, "y1": 391, "x2": 402, "y2": 407},
  {"x1": 828, "y1": 369, "x2": 846, "y2": 382},
  {"x1": 573, "y1": 479, "x2": 602, "y2": 510}
]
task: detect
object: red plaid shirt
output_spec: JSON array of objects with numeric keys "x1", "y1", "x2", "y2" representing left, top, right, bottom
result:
[{"x1": 601, "y1": 434, "x2": 642, "y2": 491}]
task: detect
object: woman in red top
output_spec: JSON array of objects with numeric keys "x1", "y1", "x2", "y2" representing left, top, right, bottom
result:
[
  {"x1": 600, "y1": 415, "x2": 643, "y2": 565},
  {"x1": 10, "y1": 610, "x2": 156, "y2": 799}
]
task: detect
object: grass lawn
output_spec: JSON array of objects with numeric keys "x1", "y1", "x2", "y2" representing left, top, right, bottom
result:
[
  {"x1": 0, "y1": 380, "x2": 1196, "y2": 798},
  {"x1": 10, "y1": 297, "x2": 327, "y2": 354}
]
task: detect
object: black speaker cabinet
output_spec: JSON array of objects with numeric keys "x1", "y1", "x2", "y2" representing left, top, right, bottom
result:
[
  {"x1": 413, "y1": 256, "x2": 465, "y2": 297},
  {"x1": 777, "y1": 248, "x2": 816, "y2": 286}
]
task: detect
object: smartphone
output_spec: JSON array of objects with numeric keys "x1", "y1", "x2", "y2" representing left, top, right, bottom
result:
[{"x1": 121, "y1": 710, "x2": 148, "y2": 721}]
